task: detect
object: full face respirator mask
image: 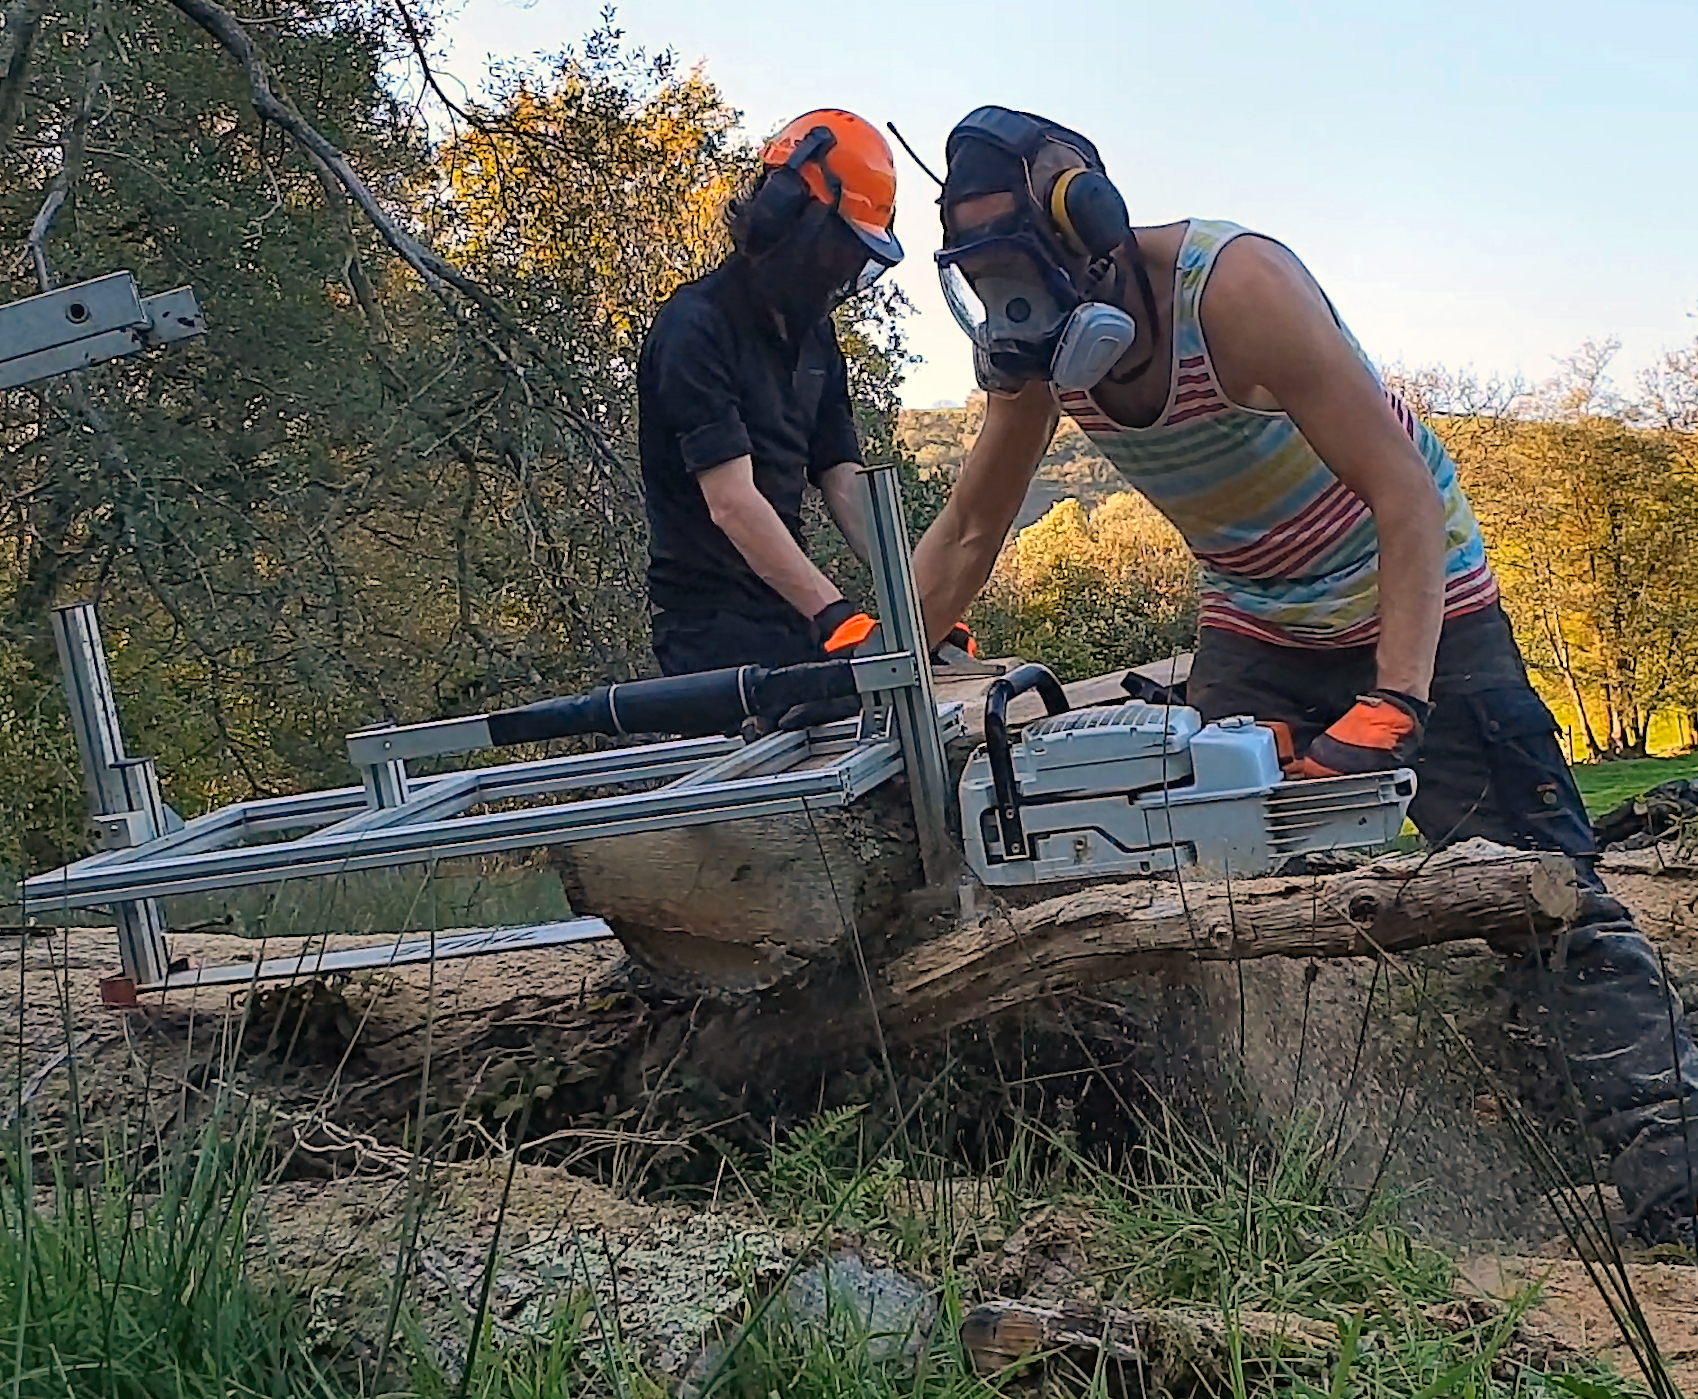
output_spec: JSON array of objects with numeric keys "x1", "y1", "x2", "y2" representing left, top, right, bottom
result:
[{"x1": 935, "y1": 107, "x2": 1159, "y2": 393}]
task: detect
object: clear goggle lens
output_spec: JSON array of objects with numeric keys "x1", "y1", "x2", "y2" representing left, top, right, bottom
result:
[{"x1": 939, "y1": 262, "x2": 989, "y2": 336}]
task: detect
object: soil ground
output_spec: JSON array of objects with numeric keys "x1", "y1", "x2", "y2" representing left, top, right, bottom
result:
[{"x1": 4, "y1": 846, "x2": 1696, "y2": 1385}]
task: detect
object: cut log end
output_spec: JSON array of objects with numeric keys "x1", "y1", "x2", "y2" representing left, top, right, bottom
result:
[{"x1": 553, "y1": 778, "x2": 924, "y2": 997}]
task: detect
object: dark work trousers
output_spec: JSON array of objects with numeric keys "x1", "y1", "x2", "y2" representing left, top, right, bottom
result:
[
  {"x1": 1186, "y1": 603, "x2": 1698, "y2": 1242},
  {"x1": 650, "y1": 607, "x2": 819, "y2": 678}
]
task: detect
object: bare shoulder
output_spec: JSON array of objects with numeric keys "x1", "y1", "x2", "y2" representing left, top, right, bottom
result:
[
  {"x1": 1199, "y1": 234, "x2": 1353, "y2": 403},
  {"x1": 1201, "y1": 233, "x2": 1334, "y2": 330}
]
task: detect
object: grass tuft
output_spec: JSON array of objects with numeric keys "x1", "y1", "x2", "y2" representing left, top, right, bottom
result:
[{"x1": 1, "y1": 1117, "x2": 341, "y2": 1399}]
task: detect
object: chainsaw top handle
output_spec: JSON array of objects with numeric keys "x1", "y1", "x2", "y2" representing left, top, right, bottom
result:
[{"x1": 983, "y1": 663, "x2": 1070, "y2": 861}]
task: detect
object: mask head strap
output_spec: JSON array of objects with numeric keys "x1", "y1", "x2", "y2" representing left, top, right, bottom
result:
[{"x1": 785, "y1": 125, "x2": 841, "y2": 204}]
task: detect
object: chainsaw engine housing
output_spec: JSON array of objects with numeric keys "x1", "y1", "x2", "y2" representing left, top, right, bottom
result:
[{"x1": 959, "y1": 701, "x2": 1415, "y2": 886}]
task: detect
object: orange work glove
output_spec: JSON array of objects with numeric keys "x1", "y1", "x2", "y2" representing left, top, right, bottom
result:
[
  {"x1": 932, "y1": 622, "x2": 978, "y2": 663},
  {"x1": 1284, "y1": 690, "x2": 1428, "y2": 780},
  {"x1": 812, "y1": 599, "x2": 883, "y2": 659},
  {"x1": 943, "y1": 623, "x2": 978, "y2": 658}
]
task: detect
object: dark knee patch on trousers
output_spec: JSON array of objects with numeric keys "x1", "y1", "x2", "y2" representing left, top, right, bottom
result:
[{"x1": 652, "y1": 610, "x2": 817, "y2": 677}]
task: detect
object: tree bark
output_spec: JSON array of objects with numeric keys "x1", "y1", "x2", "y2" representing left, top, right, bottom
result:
[
  {"x1": 0, "y1": 0, "x2": 45, "y2": 158},
  {"x1": 959, "y1": 1293, "x2": 1576, "y2": 1388}
]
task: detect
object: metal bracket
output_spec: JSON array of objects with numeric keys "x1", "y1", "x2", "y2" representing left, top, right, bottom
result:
[
  {"x1": 0, "y1": 273, "x2": 205, "y2": 391},
  {"x1": 49, "y1": 602, "x2": 169, "y2": 990}
]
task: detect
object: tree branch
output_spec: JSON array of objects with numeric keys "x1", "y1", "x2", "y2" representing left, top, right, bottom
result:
[
  {"x1": 162, "y1": 0, "x2": 629, "y2": 481},
  {"x1": 0, "y1": 0, "x2": 46, "y2": 158},
  {"x1": 877, "y1": 841, "x2": 1582, "y2": 1041},
  {"x1": 27, "y1": 21, "x2": 101, "y2": 290},
  {"x1": 390, "y1": 0, "x2": 485, "y2": 133}
]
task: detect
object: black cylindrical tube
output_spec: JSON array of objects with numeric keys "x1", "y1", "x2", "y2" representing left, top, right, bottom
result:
[
  {"x1": 481, "y1": 658, "x2": 862, "y2": 746},
  {"x1": 485, "y1": 666, "x2": 757, "y2": 744},
  {"x1": 485, "y1": 689, "x2": 616, "y2": 746},
  {"x1": 603, "y1": 666, "x2": 763, "y2": 737}
]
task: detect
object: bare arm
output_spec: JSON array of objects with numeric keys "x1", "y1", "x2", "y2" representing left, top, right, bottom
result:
[
  {"x1": 912, "y1": 382, "x2": 1059, "y2": 648},
  {"x1": 815, "y1": 462, "x2": 870, "y2": 565},
  {"x1": 698, "y1": 456, "x2": 843, "y2": 619},
  {"x1": 1204, "y1": 238, "x2": 1446, "y2": 701}
]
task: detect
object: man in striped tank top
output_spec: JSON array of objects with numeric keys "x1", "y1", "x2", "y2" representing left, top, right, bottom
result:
[{"x1": 910, "y1": 106, "x2": 1697, "y2": 1247}]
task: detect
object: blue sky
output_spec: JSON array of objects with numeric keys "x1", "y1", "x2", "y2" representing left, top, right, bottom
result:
[{"x1": 434, "y1": 0, "x2": 1698, "y2": 408}]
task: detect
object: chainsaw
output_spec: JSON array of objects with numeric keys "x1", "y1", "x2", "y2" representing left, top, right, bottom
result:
[
  {"x1": 475, "y1": 653, "x2": 1416, "y2": 888},
  {"x1": 957, "y1": 663, "x2": 1413, "y2": 885}
]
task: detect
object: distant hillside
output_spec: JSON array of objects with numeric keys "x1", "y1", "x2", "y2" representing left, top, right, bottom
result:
[{"x1": 898, "y1": 395, "x2": 1128, "y2": 530}]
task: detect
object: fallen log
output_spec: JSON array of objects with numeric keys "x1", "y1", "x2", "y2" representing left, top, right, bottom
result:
[
  {"x1": 876, "y1": 839, "x2": 1581, "y2": 1040},
  {"x1": 959, "y1": 1293, "x2": 1579, "y2": 1393},
  {"x1": 961, "y1": 1297, "x2": 1334, "y2": 1392},
  {"x1": 677, "y1": 839, "x2": 1582, "y2": 1097}
]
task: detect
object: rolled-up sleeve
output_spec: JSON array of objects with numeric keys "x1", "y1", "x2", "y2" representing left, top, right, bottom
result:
[
  {"x1": 807, "y1": 336, "x2": 863, "y2": 483},
  {"x1": 655, "y1": 305, "x2": 753, "y2": 474}
]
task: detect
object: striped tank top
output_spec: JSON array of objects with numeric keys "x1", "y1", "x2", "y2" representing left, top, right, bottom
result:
[{"x1": 1053, "y1": 219, "x2": 1497, "y2": 647}]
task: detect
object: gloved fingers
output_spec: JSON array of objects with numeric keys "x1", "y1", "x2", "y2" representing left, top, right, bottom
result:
[
  {"x1": 944, "y1": 622, "x2": 977, "y2": 658},
  {"x1": 1325, "y1": 695, "x2": 1421, "y2": 752},
  {"x1": 1285, "y1": 694, "x2": 1424, "y2": 779},
  {"x1": 1284, "y1": 754, "x2": 1344, "y2": 781},
  {"x1": 812, "y1": 600, "x2": 883, "y2": 658},
  {"x1": 824, "y1": 614, "x2": 880, "y2": 656},
  {"x1": 1295, "y1": 731, "x2": 1408, "y2": 778}
]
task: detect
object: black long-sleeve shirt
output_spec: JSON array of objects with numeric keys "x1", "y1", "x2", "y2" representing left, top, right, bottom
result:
[{"x1": 637, "y1": 256, "x2": 862, "y2": 618}]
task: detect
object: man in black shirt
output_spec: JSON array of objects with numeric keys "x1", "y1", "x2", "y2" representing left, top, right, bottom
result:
[{"x1": 638, "y1": 109, "x2": 904, "y2": 676}]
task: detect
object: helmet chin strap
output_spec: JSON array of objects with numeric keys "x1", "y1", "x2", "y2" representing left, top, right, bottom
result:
[{"x1": 1100, "y1": 233, "x2": 1162, "y2": 386}]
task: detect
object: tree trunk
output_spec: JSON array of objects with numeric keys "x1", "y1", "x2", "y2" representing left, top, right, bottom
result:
[{"x1": 1542, "y1": 606, "x2": 1603, "y2": 760}]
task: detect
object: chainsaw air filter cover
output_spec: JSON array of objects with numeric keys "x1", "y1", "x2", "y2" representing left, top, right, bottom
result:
[{"x1": 959, "y1": 701, "x2": 1415, "y2": 887}]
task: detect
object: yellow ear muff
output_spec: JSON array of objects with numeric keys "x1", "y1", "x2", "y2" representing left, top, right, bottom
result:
[{"x1": 1049, "y1": 166, "x2": 1088, "y2": 253}]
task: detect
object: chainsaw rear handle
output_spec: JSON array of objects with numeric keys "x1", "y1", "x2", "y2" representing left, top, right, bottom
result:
[
  {"x1": 983, "y1": 663, "x2": 1070, "y2": 860},
  {"x1": 484, "y1": 659, "x2": 858, "y2": 745}
]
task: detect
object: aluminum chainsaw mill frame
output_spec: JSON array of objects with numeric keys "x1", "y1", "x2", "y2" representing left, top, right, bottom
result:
[
  {"x1": 23, "y1": 463, "x2": 960, "y2": 999},
  {"x1": 0, "y1": 272, "x2": 204, "y2": 391}
]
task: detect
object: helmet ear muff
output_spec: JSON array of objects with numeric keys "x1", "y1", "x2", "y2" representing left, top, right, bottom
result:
[
  {"x1": 745, "y1": 126, "x2": 839, "y2": 253},
  {"x1": 1049, "y1": 166, "x2": 1130, "y2": 262}
]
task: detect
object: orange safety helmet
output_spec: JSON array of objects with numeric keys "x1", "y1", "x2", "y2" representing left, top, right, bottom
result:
[{"x1": 759, "y1": 109, "x2": 903, "y2": 267}]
